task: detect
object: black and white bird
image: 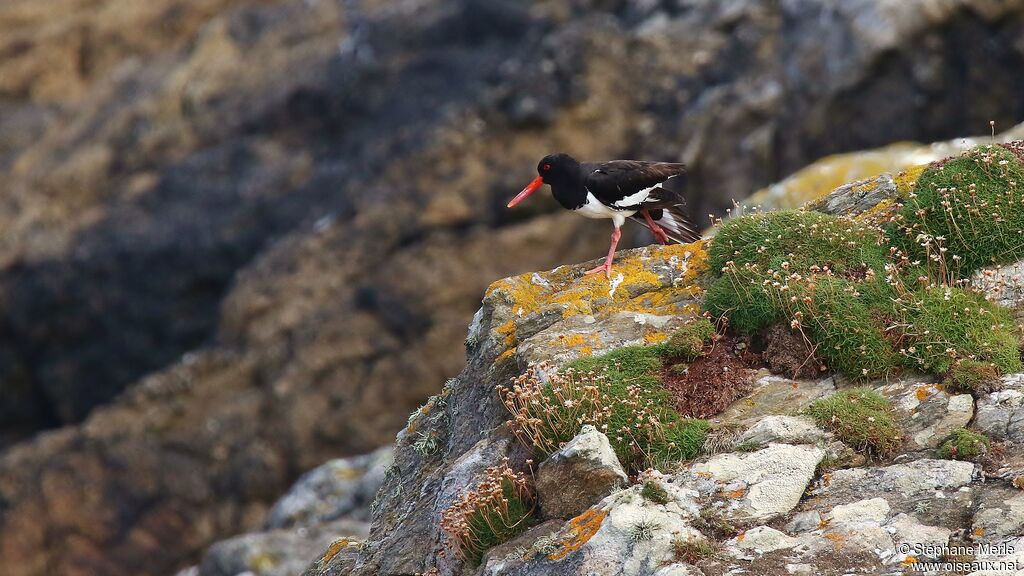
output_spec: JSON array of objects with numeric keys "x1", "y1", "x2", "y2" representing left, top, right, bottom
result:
[{"x1": 507, "y1": 153, "x2": 701, "y2": 278}]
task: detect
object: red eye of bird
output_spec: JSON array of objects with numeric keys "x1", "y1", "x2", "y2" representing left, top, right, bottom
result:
[{"x1": 543, "y1": 164, "x2": 551, "y2": 171}]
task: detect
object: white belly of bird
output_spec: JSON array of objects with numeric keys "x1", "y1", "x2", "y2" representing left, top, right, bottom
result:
[{"x1": 575, "y1": 191, "x2": 637, "y2": 224}]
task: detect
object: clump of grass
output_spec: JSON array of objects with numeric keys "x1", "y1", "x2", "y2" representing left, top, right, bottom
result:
[
  {"x1": 664, "y1": 318, "x2": 716, "y2": 360},
  {"x1": 937, "y1": 428, "x2": 991, "y2": 462},
  {"x1": 805, "y1": 388, "x2": 902, "y2": 457},
  {"x1": 440, "y1": 459, "x2": 535, "y2": 565},
  {"x1": 640, "y1": 481, "x2": 671, "y2": 505},
  {"x1": 499, "y1": 357, "x2": 709, "y2": 472},
  {"x1": 705, "y1": 210, "x2": 900, "y2": 378},
  {"x1": 889, "y1": 144, "x2": 1024, "y2": 276},
  {"x1": 946, "y1": 359, "x2": 1001, "y2": 395},
  {"x1": 705, "y1": 199, "x2": 1024, "y2": 381},
  {"x1": 693, "y1": 507, "x2": 737, "y2": 540},
  {"x1": 898, "y1": 286, "x2": 1022, "y2": 374},
  {"x1": 628, "y1": 518, "x2": 662, "y2": 542},
  {"x1": 673, "y1": 536, "x2": 718, "y2": 563}
]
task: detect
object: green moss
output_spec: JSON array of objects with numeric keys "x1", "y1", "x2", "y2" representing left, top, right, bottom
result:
[
  {"x1": 890, "y1": 145, "x2": 1024, "y2": 276},
  {"x1": 708, "y1": 210, "x2": 889, "y2": 277},
  {"x1": 947, "y1": 359, "x2": 1000, "y2": 395},
  {"x1": 704, "y1": 202, "x2": 1023, "y2": 381},
  {"x1": 806, "y1": 388, "x2": 902, "y2": 457},
  {"x1": 664, "y1": 318, "x2": 715, "y2": 360},
  {"x1": 565, "y1": 345, "x2": 709, "y2": 471},
  {"x1": 901, "y1": 286, "x2": 1022, "y2": 374},
  {"x1": 640, "y1": 481, "x2": 671, "y2": 505},
  {"x1": 937, "y1": 428, "x2": 991, "y2": 462},
  {"x1": 705, "y1": 211, "x2": 903, "y2": 378}
]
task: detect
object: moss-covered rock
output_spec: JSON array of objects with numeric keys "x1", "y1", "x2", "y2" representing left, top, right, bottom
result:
[
  {"x1": 805, "y1": 388, "x2": 903, "y2": 457},
  {"x1": 705, "y1": 198, "x2": 1024, "y2": 381}
]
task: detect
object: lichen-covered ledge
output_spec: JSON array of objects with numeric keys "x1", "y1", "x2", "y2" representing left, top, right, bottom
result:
[
  {"x1": 332, "y1": 244, "x2": 710, "y2": 575},
  {"x1": 306, "y1": 142, "x2": 1024, "y2": 576}
]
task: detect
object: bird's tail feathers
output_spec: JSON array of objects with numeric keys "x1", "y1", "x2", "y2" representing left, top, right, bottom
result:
[{"x1": 631, "y1": 204, "x2": 702, "y2": 245}]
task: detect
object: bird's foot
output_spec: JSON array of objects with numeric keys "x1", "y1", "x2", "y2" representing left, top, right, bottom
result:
[
  {"x1": 652, "y1": 228, "x2": 670, "y2": 245},
  {"x1": 584, "y1": 262, "x2": 613, "y2": 278}
]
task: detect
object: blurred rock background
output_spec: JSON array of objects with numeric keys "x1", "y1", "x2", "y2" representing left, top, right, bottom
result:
[{"x1": 0, "y1": 0, "x2": 1023, "y2": 575}]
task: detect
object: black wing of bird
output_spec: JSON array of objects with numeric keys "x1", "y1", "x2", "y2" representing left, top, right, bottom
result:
[{"x1": 582, "y1": 160, "x2": 701, "y2": 243}]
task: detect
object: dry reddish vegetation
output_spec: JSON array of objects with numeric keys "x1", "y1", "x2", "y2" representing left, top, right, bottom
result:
[
  {"x1": 660, "y1": 336, "x2": 761, "y2": 418},
  {"x1": 762, "y1": 324, "x2": 823, "y2": 380}
]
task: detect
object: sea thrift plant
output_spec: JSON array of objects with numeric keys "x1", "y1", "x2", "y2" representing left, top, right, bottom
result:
[
  {"x1": 440, "y1": 459, "x2": 535, "y2": 565},
  {"x1": 499, "y1": 360, "x2": 707, "y2": 471}
]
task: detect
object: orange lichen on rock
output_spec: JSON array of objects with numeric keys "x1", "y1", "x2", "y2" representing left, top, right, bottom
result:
[
  {"x1": 643, "y1": 331, "x2": 670, "y2": 344},
  {"x1": 724, "y1": 487, "x2": 747, "y2": 499},
  {"x1": 547, "y1": 507, "x2": 608, "y2": 561},
  {"x1": 319, "y1": 538, "x2": 353, "y2": 566}
]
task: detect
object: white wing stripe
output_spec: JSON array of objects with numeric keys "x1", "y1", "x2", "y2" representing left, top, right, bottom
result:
[{"x1": 611, "y1": 184, "x2": 659, "y2": 208}]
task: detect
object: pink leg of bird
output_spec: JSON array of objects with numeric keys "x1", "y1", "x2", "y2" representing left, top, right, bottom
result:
[
  {"x1": 642, "y1": 209, "x2": 670, "y2": 245},
  {"x1": 585, "y1": 227, "x2": 621, "y2": 279}
]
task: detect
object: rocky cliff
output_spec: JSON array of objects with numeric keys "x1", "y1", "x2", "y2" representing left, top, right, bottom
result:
[
  {"x1": 5, "y1": 1, "x2": 1024, "y2": 575},
  {"x1": 278, "y1": 140, "x2": 1024, "y2": 576}
]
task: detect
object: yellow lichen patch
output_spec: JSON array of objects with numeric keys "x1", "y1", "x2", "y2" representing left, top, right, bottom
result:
[
  {"x1": 319, "y1": 538, "x2": 350, "y2": 566},
  {"x1": 973, "y1": 527, "x2": 986, "y2": 537},
  {"x1": 547, "y1": 508, "x2": 608, "y2": 561},
  {"x1": 496, "y1": 348, "x2": 517, "y2": 363},
  {"x1": 490, "y1": 243, "x2": 708, "y2": 328},
  {"x1": 746, "y1": 142, "x2": 963, "y2": 210},
  {"x1": 249, "y1": 552, "x2": 280, "y2": 571},
  {"x1": 894, "y1": 164, "x2": 927, "y2": 197},
  {"x1": 901, "y1": 555, "x2": 918, "y2": 566},
  {"x1": 643, "y1": 331, "x2": 669, "y2": 345},
  {"x1": 553, "y1": 332, "x2": 602, "y2": 356},
  {"x1": 915, "y1": 386, "x2": 933, "y2": 401},
  {"x1": 854, "y1": 197, "x2": 897, "y2": 227},
  {"x1": 497, "y1": 320, "x2": 517, "y2": 348}
]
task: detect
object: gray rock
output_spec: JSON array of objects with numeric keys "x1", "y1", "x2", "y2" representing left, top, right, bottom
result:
[
  {"x1": 878, "y1": 378, "x2": 974, "y2": 449},
  {"x1": 731, "y1": 526, "x2": 799, "y2": 553},
  {"x1": 198, "y1": 520, "x2": 366, "y2": 576},
  {"x1": 974, "y1": 259, "x2": 1024, "y2": 312},
  {"x1": 885, "y1": 513, "x2": 951, "y2": 561},
  {"x1": 975, "y1": 374, "x2": 1024, "y2": 442},
  {"x1": 737, "y1": 415, "x2": 831, "y2": 446},
  {"x1": 972, "y1": 487, "x2": 1024, "y2": 544},
  {"x1": 536, "y1": 425, "x2": 628, "y2": 519},
  {"x1": 807, "y1": 458, "x2": 978, "y2": 534},
  {"x1": 684, "y1": 443, "x2": 825, "y2": 521},
  {"x1": 810, "y1": 173, "x2": 897, "y2": 216},
  {"x1": 714, "y1": 375, "x2": 838, "y2": 428},
  {"x1": 266, "y1": 447, "x2": 393, "y2": 529},
  {"x1": 826, "y1": 497, "x2": 890, "y2": 525},
  {"x1": 481, "y1": 483, "x2": 704, "y2": 576},
  {"x1": 785, "y1": 510, "x2": 822, "y2": 533}
]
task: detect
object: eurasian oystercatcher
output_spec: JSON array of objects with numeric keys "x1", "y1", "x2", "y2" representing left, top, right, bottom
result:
[{"x1": 507, "y1": 153, "x2": 701, "y2": 278}]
